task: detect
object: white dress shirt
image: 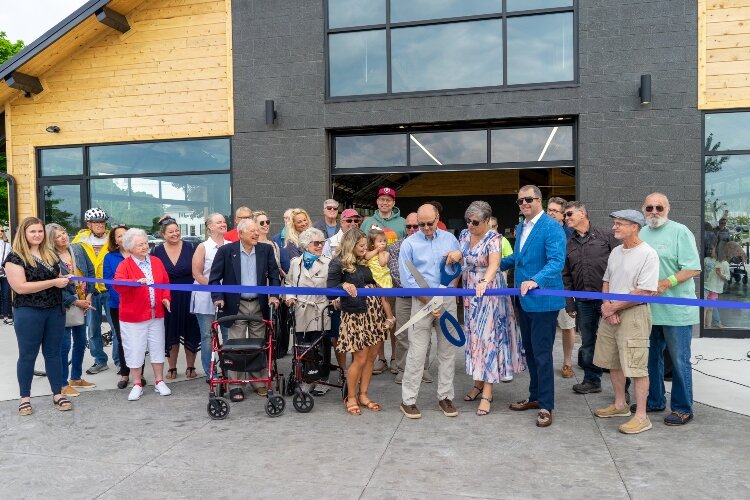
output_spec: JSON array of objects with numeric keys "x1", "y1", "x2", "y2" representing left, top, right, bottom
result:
[{"x1": 519, "y1": 210, "x2": 544, "y2": 251}]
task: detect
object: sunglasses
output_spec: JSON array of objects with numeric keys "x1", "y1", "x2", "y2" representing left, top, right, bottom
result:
[
  {"x1": 342, "y1": 218, "x2": 359, "y2": 224},
  {"x1": 564, "y1": 211, "x2": 575, "y2": 218},
  {"x1": 465, "y1": 219, "x2": 482, "y2": 227},
  {"x1": 644, "y1": 205, "x2": 665, "y2": 213},
  {"x1": 418, "y1": 219, "x2": 437, "y2": 228},
  {"x1": 405, "y1": 224, "x2": 419, "y2": 230},
  {"x1": 325, "y1": 206, "x2": 338, "y2": 211},
  {"x1": 258, "y1": 220, "x2": 270, "y2": 226},
  {"x1": 516, "y1": 197, "x2": 539, "y2": 206},
  {"x1": 310, "y1": 241, "x2": 325, "y2": 247}
]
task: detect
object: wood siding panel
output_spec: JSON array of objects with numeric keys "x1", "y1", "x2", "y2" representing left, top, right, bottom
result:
[
  {"x1": 700, "y1": 0, "x2": 750, "y2": 109},
  {"x1": 4, "y1": 0, "x2": 233, "y2": 220}
]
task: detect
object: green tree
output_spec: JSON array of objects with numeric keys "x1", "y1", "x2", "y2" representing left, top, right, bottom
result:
[
  {"x1": 0, "y1": 32, "x2": 25, "y2": 64},
  {"x1": 705, "y1": 132, "x2": 729, "y2": 173}
]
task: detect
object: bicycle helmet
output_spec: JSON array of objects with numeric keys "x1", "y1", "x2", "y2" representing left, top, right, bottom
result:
[{"x1": 84, "y1": 207, "x2": 109, "y2": 222}]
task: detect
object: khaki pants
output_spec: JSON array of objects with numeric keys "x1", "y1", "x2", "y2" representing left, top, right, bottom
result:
[
  {"x1": 228, "y1": 299, "x2": 266, "y2": 390},
  {"x1": 393, "y1": 296, "x2": 430, "y2": 373},
  {"x1": 402, "y1": 297, "x2": 456, "y2": 406}
]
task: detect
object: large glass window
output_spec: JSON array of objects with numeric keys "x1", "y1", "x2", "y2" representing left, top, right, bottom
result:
[
  {"x1": 38, "y1": 138, "x2": 231, "y2": 235},
  {"x1": 327, "y1": 1, "x2": 575, "y2": 97},
  {"x1": 333, "y1": 122, "x2": 574, "y2": 172},
  {"x1": 703, "y1": 111, "x2": 750, "y2": 336}
]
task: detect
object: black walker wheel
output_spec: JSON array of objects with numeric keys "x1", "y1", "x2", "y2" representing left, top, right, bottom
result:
[
  {"x1": 293, "y1": 391, "x2": 315, "y2": 413},
  {"x1": 265, "y1": 395, "x2": 286, "y2": 417},
  {"x1": 207, "y1": 397, "x2": 230, "y2": 420}
]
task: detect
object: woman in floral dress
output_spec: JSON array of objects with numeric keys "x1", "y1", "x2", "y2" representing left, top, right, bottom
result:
[{"x1": 446, "y1": 201, "x2": 525, "y2": 416}]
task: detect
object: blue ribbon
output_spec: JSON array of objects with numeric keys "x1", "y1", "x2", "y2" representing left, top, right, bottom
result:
[{"x1": 70, "y1": 276, "x2": 750, "y2": 310}]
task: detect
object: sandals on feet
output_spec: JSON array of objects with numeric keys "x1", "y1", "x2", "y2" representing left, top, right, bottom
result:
[
  {"x1": 185, "y1": 367, "x2": 198, "y2": 379},
  {"x1": 53, "y1": 396, "x2": 72, "y2": 411},
  {"x1": 18, "y1": 401, "x2": 32, "y2": 416},
  {"x1": 463, "y1": 385, "x2": 483, "y2": 401},
  {"x1": 476, "y1": 396, "x2": 493, "y2": 416},
  {"x1": 345, "y1": 398, "x2": 361, "y2": 415},
  {"x1": 358, "y1": 396, "x2": 382, "y2": 412},
  {"x1": 166, "y1": 368, "x2": 177, "y2": 380},
  {"x1": 229, "y1": 388, "x2": 245, "y2": 402}
]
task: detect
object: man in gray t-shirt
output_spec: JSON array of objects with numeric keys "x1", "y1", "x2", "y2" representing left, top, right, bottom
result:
[{"x1": 592, "y1": 210, "x2": 659, "y2": 435}]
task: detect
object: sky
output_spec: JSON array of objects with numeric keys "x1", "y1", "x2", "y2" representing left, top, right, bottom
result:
[{"x1": 0, "y1": 0, "x2": 89, "y2": 45}]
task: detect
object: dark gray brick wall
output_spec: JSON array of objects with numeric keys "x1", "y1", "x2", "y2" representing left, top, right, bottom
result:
[{"x1": 231, "y1": 0, "x2": 700, "y2": 233}]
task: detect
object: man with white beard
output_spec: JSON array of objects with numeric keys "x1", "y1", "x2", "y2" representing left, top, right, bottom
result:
[{"x1": 637, "y1": 193, "x2": 701, "y2": 426}]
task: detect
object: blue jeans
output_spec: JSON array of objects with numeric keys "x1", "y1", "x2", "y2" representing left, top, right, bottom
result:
[
  {"x1": 15, "y1": 306, "x2": 65, "y2": 397},
  {"x1": 647, "y1": 325, "x2": 694, "y2": 414},
  {"x1": 0, "y1": 276, "x2": 11, "y2": 317},
  {"x1": 88, "y1": 292, "x2": 110, "y2": 365},
  {"x1": 517, "y1": 306, "x2": 558, "y2": 411},
  {"x1": 576, "y1": 300, "x2": 603, "y2": 386},
  {"x1": 196, "y1": 313, "x2": 228, "y2": 379},
  {"x1": 61, "y1": 323, "x2": 87, "y2": 382}
]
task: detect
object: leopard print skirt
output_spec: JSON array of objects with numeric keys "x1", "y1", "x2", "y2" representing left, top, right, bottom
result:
[{"x1": 337, "y1": 286, "x2": 388, "y2": 353}]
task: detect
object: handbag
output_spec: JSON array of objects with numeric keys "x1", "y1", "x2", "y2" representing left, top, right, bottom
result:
[{"x1": 65, "y1": 305, "x2": 85, "y2": 327}]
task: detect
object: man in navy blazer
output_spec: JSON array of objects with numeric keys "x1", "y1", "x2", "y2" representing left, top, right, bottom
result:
[
  {"x1": 501, "y1": 185, "x2": 567, "y2": 427},
  {"x1": 210, "y1": 219, "x2": 280, "y2": 400}
]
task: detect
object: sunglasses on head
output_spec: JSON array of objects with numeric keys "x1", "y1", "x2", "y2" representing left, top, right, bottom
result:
[
  {"x1": 405, "y1": 224, "x2": 419, "y2": 230},
  {"x1": 159, "y1": 217, "x2": 177, "y2": 226},
  {"x1": 258, "y1": 220, "x2": 270, "y2": 226},
  {"x1": 516, "y1": 197, "x2": 539, "y2": 206},
  {"x1": 465, "y1": 219, "x2": 482, "y2": 227},
  {"x1": 418, "y1": 220, "x2": 436, "y2": 228},
  {"x1": 644, "y1": 205, "x2": 665, "y2": 213},
  {"x1": 342, "y1": 218, "x2": 359, "y2": 224}
]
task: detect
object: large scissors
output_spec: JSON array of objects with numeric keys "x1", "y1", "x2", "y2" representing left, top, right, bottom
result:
[{"x1": 394, "y1": 257, "x2": 466, "y2": 347}]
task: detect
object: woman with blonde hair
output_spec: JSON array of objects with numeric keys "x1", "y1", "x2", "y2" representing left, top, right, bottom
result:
[
  {"x1": 283, "y1": 208, "x2": 312, "y2": 261},
  {"x1": 4, "y1": 217, "x2": 72, "y2": 415},
  {"x1": 327, "y1": 228, "x2": 394, "y2": 415}
]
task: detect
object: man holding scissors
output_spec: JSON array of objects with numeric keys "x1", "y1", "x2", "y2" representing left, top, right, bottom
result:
[{"x1": 398, "y1": 204, "x2": 461, "y2": 419}]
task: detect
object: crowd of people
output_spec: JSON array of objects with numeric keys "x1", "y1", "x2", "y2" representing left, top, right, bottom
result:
[{"x1": 3, "y1": 186, "x2": 701, "y2": 434}]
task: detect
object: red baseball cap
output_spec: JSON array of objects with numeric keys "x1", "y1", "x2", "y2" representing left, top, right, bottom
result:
[
  {"x1": 341, "y1": 208, "x2": 360, "y2": 218},
  {"x1": 377, "y1": 187, "x2": 396, "y2": 199}
]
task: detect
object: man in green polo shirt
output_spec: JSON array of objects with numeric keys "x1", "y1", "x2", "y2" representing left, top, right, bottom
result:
[{"x1": 638, "y1": 193, "x2": 701, "y2": 426}]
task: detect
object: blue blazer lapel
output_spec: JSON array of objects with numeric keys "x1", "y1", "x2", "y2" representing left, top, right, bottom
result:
[{"x1": 231, "y1": 243, "x2": 241, "y2": 284}]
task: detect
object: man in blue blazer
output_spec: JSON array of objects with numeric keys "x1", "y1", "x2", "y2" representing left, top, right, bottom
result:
[
  {"x1": 210, "y1": 219, "x2": 280, "y2": 401},
  {"x1": 501, "y1": 185, "x2": 567, "y2": 427}
]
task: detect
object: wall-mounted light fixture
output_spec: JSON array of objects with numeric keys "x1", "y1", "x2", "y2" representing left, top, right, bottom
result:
[
  {"x1": 45, "y1": 125, "x2": 60, "y2": 133},
  {"x1": 639, "y1": 74, "x2": 652, "y2": 105},
  {"x1": 265, "y1": 99, "x2": 277, "y2": 125}
]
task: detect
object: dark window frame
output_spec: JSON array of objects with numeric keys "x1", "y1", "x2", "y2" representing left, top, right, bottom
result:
[
  {"x1": 36, "y1": 136, "x2": 233, "y2": 225},
  {"x1": 331, "y1": 119, "x2": 577, "y2": 175},
  {"x1": 701, "y1": 108, "x2": 750, "y2": 339},
  {"x1": 324, "y1": 0, "x2": 578, "y2": 100}
]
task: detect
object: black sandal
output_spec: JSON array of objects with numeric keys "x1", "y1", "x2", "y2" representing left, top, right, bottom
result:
[
  {"x1": 463, "y1": 385, "x2": 483, "y2": 401},
  {"x1": 229, "y1": 388, "x2": 245, "y2": 402},
  {"x1": 18, "y1": 401, "x2": 32, "y2": 416},
  {"x1": 477, "y1": 396, "x2": 493, "y2": 416},
  {"x1": 166, "y1": 368, "x2": 177, "y2": 380},
  {"x1": 185, "y1": 367, "x2": 198, "y2": 379},
  {"x1": 53, "y1": 396, "x2": 73, "y2": 411}
]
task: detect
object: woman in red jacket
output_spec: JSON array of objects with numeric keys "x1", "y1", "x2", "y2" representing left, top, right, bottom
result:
[{"x1": 114, "y1": 228, "x2": 172, "y2": 401}]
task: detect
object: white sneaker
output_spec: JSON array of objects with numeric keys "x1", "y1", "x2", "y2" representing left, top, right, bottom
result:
[
  {"x1": 501, "y1": 375, "x2": 514, "y2": 383},
  {"x1": 312, "y1": 384, "x2": 330, "y2": 396},
  {"x1": 128, "y1": 385, "x2": 143, "y2": 401},
  {"x1": 154, "y1": 381, "x2": 172, "y2": 396}
]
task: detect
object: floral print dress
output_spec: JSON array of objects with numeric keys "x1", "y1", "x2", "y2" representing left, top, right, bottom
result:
[{"x1": 459, "y1": 229, "x2": 526, "y2": 382}]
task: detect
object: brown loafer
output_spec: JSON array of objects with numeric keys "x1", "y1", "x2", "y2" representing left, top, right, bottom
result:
[
  {"x1": 509, "y1": 399, "x2": 540, "y2": 411},
  {"x1": 536, "y1": 410, "x2": 553, "y2": 427},
  {"x1": 561, "y1": 364, "x2": 574, "y2": 378}
]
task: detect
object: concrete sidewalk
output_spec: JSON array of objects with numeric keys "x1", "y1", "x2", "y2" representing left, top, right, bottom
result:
[{"x1": 0, "y1": 328, "x2": 749, "y2": 499}]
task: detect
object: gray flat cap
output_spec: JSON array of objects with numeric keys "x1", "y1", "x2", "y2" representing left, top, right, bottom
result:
[{"x1": 609, "y1": 209, "x2": 645, "y2": 226}]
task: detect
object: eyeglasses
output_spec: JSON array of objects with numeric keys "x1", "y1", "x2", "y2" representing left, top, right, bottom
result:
[
  {"x1": 612, "y1": 221, "x2": 634, "y2": 228},
  {"x1": 405, "y1": 224, "x2": 419, "y2": 230},
  {"x1": 564, "y1": 211, "x2": 575, "y2": 218},
  {"x1": 377, "y1": 197, "x2": 394, "y2": 203},
  {"x1": 418, "y1": 219, "x2": 437, "y2": 228},
  {"x1": 258, "y1": 220, "x2": 270, "y2": 226},
  {"x1": 465, "y1": 219, "x2": 482, "y2": 227},
  {"x1": 310, "y1": 241, "x2": 325, "y2": 247},
  {"x1": 325, "y1": 206, "x2": 338, "y2": 211},
  {"x1": 546, "y1": 208, "x2": 562, "y2": 214},
  {"x1": 516, "y1": 197, "x2": 540, "y2": 206},
  {"x1": 236, "y1": 216, "x2": 252, "y2": 220},
  {"x1": 342, "y1": 218, "x2": 359, "y2": 224},
  {"x1": 644, "y1": 205, "x2": 665, "y2": 213}
]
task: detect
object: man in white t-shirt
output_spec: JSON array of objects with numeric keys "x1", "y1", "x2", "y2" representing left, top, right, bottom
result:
[{"x1": 592, "y1": 209, "x2": 659, "y2": 435}]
